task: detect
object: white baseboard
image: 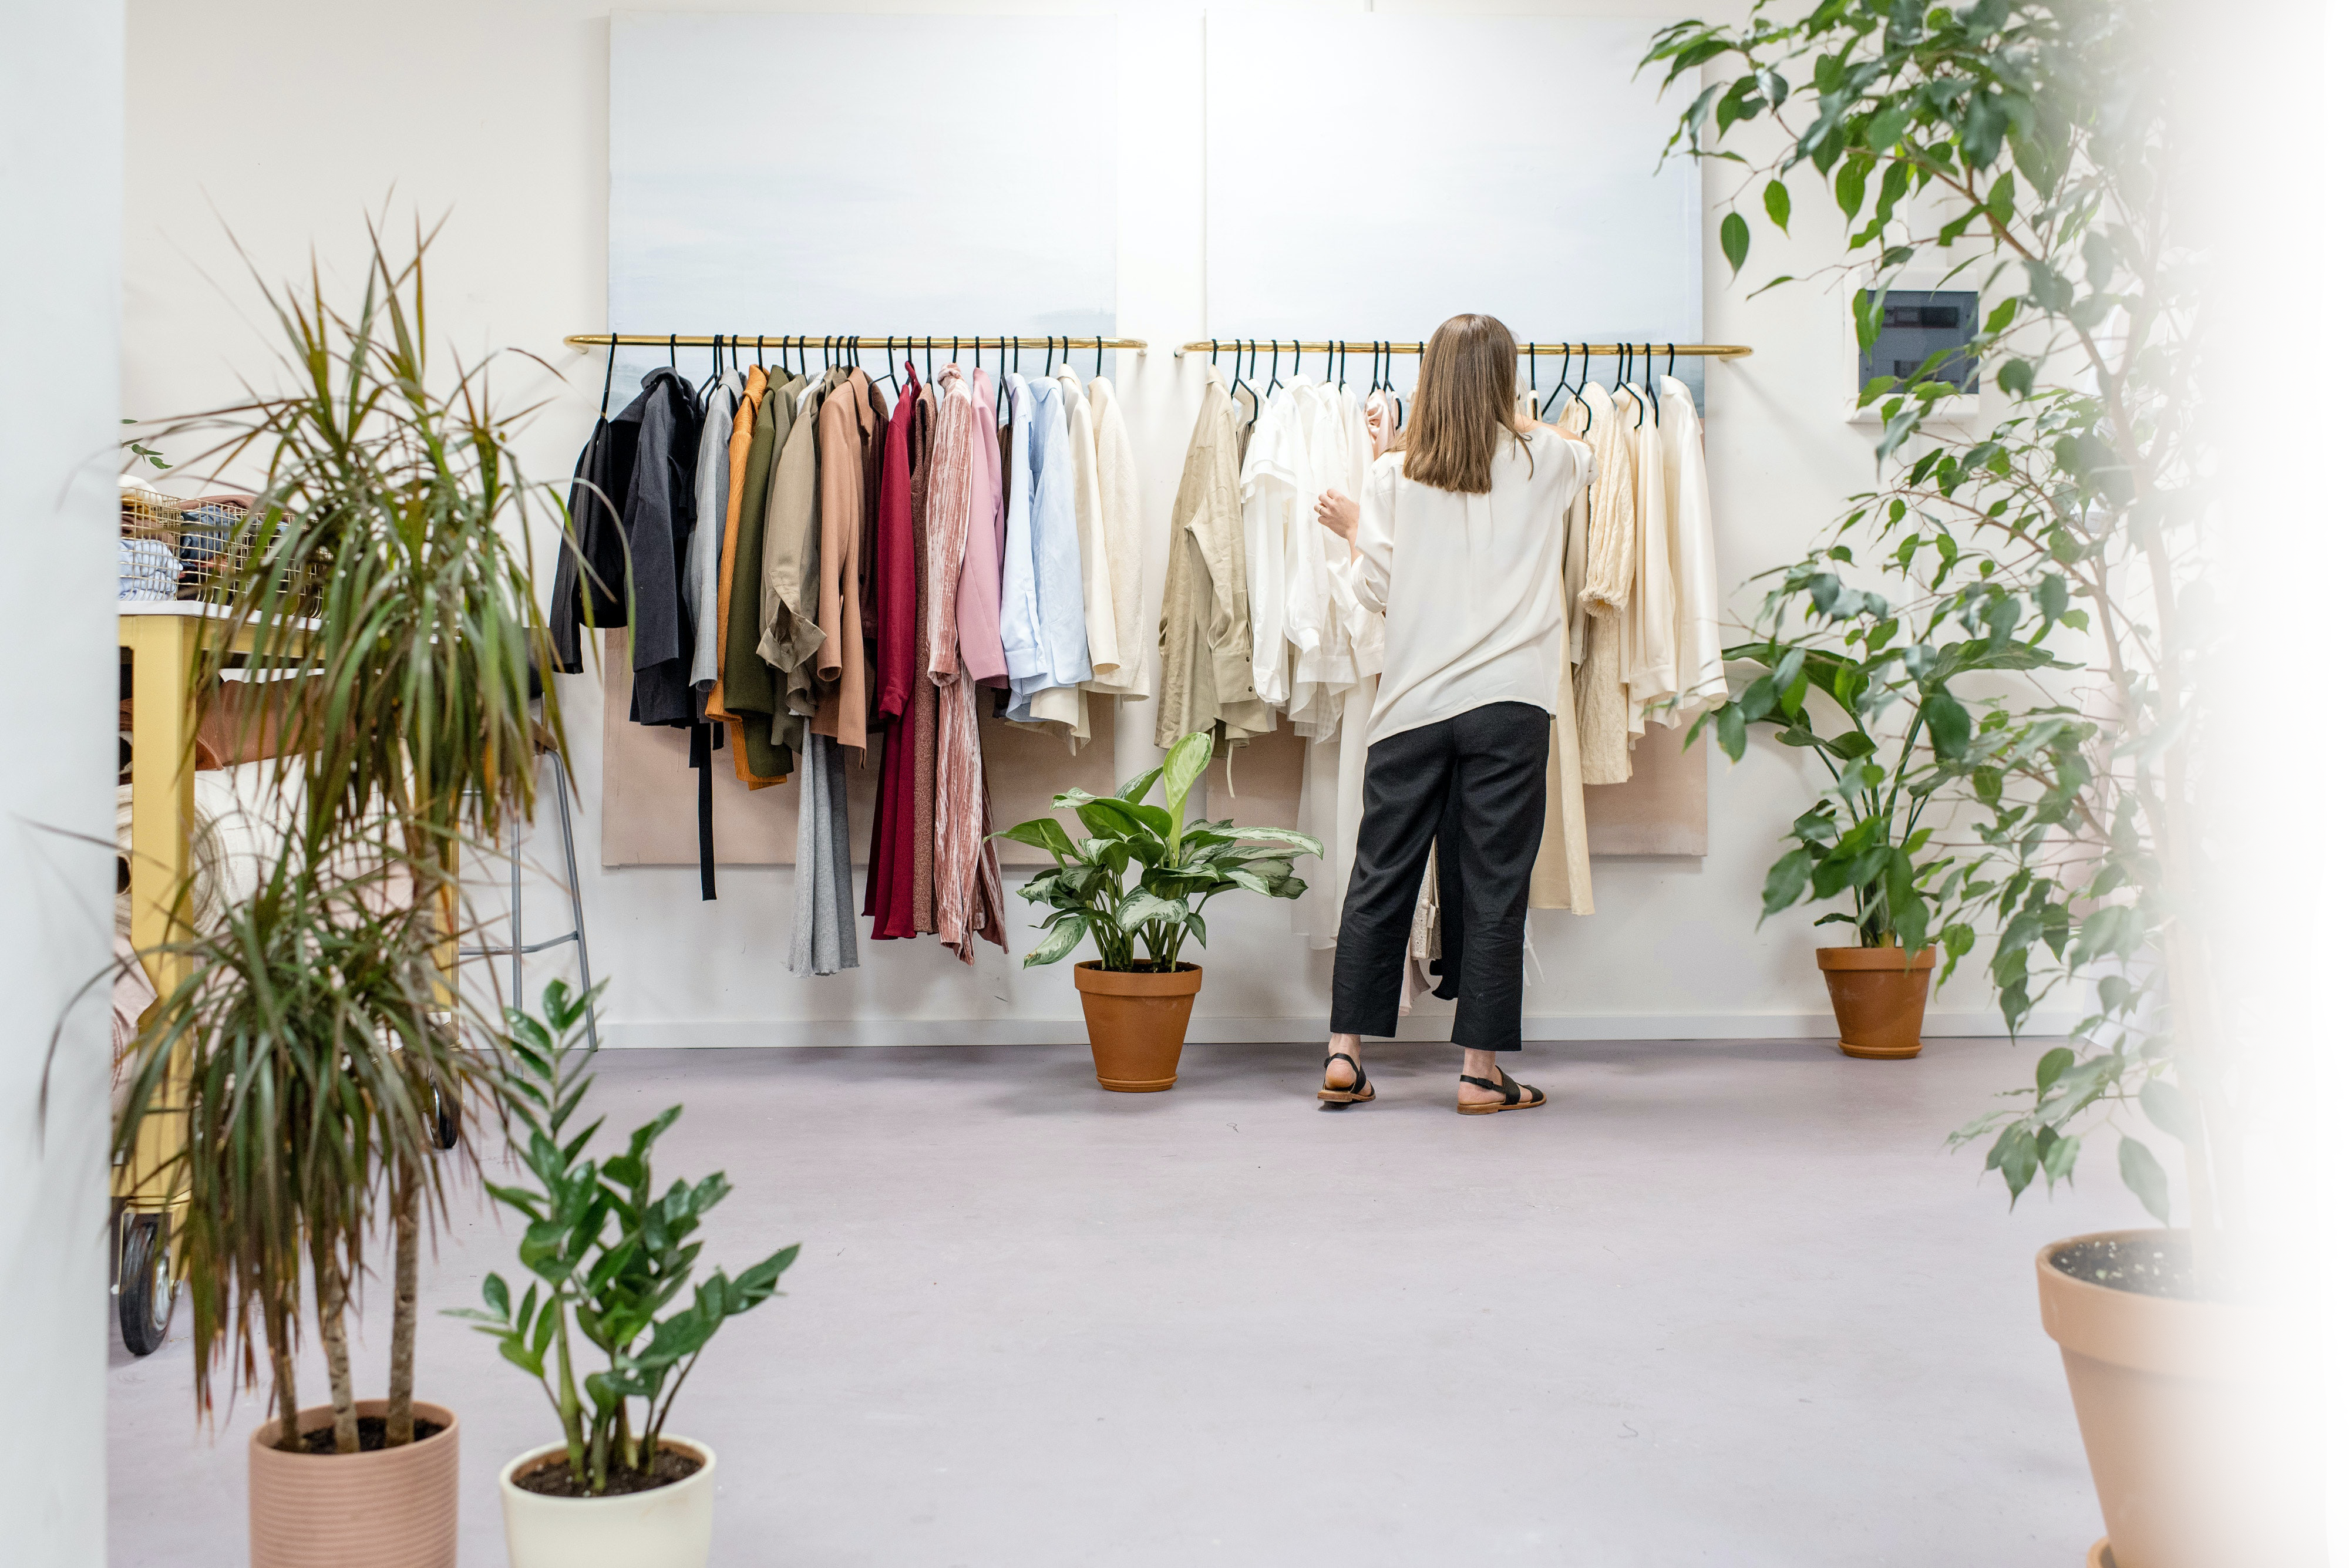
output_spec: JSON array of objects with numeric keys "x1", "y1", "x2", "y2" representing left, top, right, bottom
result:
[{"x1": 595, "y1": 1011, "x2": 2074, "y2": 1049}]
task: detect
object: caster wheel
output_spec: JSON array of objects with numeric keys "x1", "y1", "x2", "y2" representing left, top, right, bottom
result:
[
  {"x1": 118, "y1": 1213, "x2": 176, "y2": 1357},
  {"x1": 429, "y1": 1079, "x2": 459, "y2": 1150}
]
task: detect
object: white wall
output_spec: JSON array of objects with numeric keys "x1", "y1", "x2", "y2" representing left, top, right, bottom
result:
[
  {"x1": 3, "y1": 1, "x2": 123, "y2": 1559},
  {"x1": 123, "y1": 0, "x2": 2024, "y2": 1046}
]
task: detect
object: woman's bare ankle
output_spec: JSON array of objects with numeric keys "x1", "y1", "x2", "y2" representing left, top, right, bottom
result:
[{"x1": 1459, "y1": 1048, "x2": 1500, "y2": 1101}]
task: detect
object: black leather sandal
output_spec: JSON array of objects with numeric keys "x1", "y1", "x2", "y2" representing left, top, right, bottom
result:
[
  {"x1": 1457, "y1": 1069, "x2": 1546, "y2": 1115},
  {"x1": 1318, "y1": 1052, "x2": 1375, "y2": 1105}
]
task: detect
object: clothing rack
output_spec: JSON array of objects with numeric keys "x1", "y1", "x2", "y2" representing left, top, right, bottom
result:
[
  {"x1": 1178, "y1": 339, "x2": 1752, "y2": 358},
  {"x1": 564, "y1": 333, "x2": 1149, "y2": 354}
]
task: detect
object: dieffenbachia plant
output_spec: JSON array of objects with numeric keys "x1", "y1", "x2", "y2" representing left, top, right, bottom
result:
[{"x1": 999, "y1": 729, "x2": 1324, "y2": 973}]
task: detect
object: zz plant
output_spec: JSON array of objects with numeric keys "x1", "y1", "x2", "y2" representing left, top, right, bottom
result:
[
  {"x1": 999, "y1": 730, "x2": 1323, "y2": 972},
  {"x1": 454, "y1": 981, "x2": 798, "y2": 1493},
  {"x1": 1645, "y1": 2, "x2": 2211, "y2": 1227}
]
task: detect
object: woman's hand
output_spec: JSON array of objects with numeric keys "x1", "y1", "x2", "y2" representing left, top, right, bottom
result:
[{"x1": 1314, "y1": 489, "x2": 1359, "y2": 553}]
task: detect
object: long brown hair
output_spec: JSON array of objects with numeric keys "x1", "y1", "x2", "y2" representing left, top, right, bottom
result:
[{"x1": 1402, "y1": 313, "x2": 1530, "y2": 494}]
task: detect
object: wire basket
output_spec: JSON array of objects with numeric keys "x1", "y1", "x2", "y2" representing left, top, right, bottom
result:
[{"x1": 119, "y1": 488, "x2": 324, "y2": 615}]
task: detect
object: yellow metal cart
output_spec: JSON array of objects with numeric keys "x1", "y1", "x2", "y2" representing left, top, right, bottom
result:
[{"x1": 115, "y1": 600, "x2": 309, "y2": 1354}]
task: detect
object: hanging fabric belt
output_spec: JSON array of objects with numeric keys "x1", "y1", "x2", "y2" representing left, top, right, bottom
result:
[{"x1": 689, "y1": 720, "x2": 716, "y2": 900}]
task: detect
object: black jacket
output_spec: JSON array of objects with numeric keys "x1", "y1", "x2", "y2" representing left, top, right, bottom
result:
[{"x1": 616, "y1": 369, "x2": 704, "y2": 726}]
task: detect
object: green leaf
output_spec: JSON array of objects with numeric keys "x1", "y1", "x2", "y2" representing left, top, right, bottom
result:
[
  {"x1": 2116, "y1": 1136, "x2": 2172, "y2": 1223},
  {"x1": 1160, "y1": 732, "x2": 1213, "y2": 837},
  {"x1": 1762, "y1": 848, "x2": 1812, "y2": 916},
  {"x1": 1763, "y1": 179, "x2": 1791, "y2": 233},
  {"x1": 1987, "y1": 1121, "x2": 2040, "y2": 1203},
  {"x1": 1221, "y1": 826, "x2": 1325, "y2": 857},
  {"x1": 1996, "y1": 357, "x2": 2034, "y2": 397},
  {"x1": 1022, "y1": 919, "x2": 1088, "y2": 968},
  {"x1": 1836, "y1": 152, "x2": 1870, "y2": 220},
  {"x1": 1921, "y1": 690, "x2": 1971, "y2": 760},
  {"x1": 2138, "y1": 1079, "x2": 2196, "y2": 1145},
  {"x1": 1854, "y1": 285, "x2": 1887, "y2": 354},
  {"x1": 1115, "y1": 766, "x2": 1164, "y2": 805},
  {"x1": 997, "y1": 816, "x2": 1079, "y2": 862},
  {"x1": 1714, "y1": 702, "x2": 1748, "y2": 760},
  {"x1": 1721, "y1": 210, "x2": 1751, "y2": 275},
  {"x1": 2034, "y1": 1047, "x2": 2074, "y2": 1096}
]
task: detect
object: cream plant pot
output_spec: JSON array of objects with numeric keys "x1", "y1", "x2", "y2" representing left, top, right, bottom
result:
[{"x1": 498, "y1": 1437, "x2": 716, "y2": 1568}]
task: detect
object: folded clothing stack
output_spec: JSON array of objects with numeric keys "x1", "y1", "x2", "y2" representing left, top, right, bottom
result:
[
  {"x1": 119, "y1": 537, "x2": 177, "y2": 601},
  {"x1": 177, "y1": 503, "x2": 237, "y2": 584}
]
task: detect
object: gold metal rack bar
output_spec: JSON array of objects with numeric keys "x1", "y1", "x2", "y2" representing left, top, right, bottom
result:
[
  {"x1": 1179, "y1": 339, "x2": 1752, "y2": 358},
  {"x1": 564, "y1": 333, "x2": 1148, "y2": 352}
]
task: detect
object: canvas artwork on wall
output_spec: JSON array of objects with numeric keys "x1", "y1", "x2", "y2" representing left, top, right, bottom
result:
[
  {"x1": 599, "y1": 12, "x2": 1119, "y2": 867},
  {"x1": 1204, "y1": 12, "x2": 1704, "y2": 409}
]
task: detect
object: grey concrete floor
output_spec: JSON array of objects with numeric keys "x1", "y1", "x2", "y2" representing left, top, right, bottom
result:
[{"x1": 107, "y1": 1036, "x2": 2141, "y2": 1566}]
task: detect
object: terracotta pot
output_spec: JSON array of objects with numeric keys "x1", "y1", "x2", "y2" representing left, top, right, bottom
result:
[
  {"x1": 2039, "y1": 1230, "x2": 2259, "y2": 1568},
  {"x1": 1072, "y1": 961, "x2": 1200, "y2": 1092},
  {"x1": 248, "y1": 1399, "x2": 458, "y2": 1568},
  {"x1": 499, "y1": 1436, "x2": 716, "y2": 1568},
  {"x1": 1815, "y1": 945, "x2": 1936, "y2": 1058}
]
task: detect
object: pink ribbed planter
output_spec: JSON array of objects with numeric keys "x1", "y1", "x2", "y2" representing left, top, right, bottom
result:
[{"x1": 248, "y1": 1399, "x2": 459, "y2": 1568}]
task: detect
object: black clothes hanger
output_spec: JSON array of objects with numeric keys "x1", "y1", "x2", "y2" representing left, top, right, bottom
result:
[
  {"x1": 1325, "y1": 340, "x2": 1335, "y2": 383},
  {"x1": 1095, "y1": 335, "x2": 1104, "y2": 380},
  {"x1": 1336, "y1": 340, "x2": 1347, "y2": 391},
  {"x1": 667, "y1": 334, "x2": 677, "y2": 373},
  {"x1": 699, "y1": 335, "x2": 723, "y2": 402},
  {"x1": 1267, "y1": 338, "x2": 1285, "y2": 394},
  {"x1": 1234, "y1": 339, "x2": 1261, "y2": 421},
  {"x1": 1643, "y1": 343, "x2": 1660, "y2": 422},
  {"x1": 1540, "y1": 342, "x2": 1571, "y2": 421},
  {"x1": 924, "y1": 336, "x2": 934, "y2": 385},
  {"x1": 598, "y1": 336, "x2": 618, "y2": 417}
]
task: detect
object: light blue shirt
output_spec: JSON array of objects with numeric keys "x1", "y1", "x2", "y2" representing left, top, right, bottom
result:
[
  {"x1": 1008, "y1": 376, "x2": 1092, "y2": 721},
  {"x1": 997, "y1": 374, "x2": 1045, "y2": 688}
]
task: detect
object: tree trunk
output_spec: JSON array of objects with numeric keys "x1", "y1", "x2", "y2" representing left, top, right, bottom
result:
[
  {"x1": 265, "y1": 1296, "x2": 302, "y2": 1453},
  {"x1": 386, "y1": 1175, "x2": 419, "y2": 1444},
  {"x1": 315, "y1": 1242, "x2": 361, "y2": 1455}
]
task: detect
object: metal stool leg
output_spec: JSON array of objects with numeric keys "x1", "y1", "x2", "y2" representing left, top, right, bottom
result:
[
  {"x1": 550, "y1": 757, "x2": 598, "y2": 1051},
  {"x1": 456, "y1": 751, "x2": 597, "y2": 1051},
  {"x1": 509, "y1": 808, "x2": 524, "y2": 1008}
]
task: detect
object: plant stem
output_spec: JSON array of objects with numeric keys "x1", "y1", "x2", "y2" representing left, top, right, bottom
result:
[
  {"x1": 385, "y1": 1173, "x2": 418, "y2": 1445},
  {"x1": 553, "y1": 1298, "x2": 587, "y2": 1480},
  {"x1": 265, "y1": 1290, "x2": 302, "y2": 1453},
  {"x1": 315, "y1": 1241, "x2": 360, "y2": 1455}
]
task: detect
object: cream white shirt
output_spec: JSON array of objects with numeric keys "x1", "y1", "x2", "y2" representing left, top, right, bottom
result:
[
  {"x1": 1658, "y1": 375, "x2": 1728, "y2": 722},
  {"x1": 1341, "y1": 424, "x2": 1591, "y2": 748}
]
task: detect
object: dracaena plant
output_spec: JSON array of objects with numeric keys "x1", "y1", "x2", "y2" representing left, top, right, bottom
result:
[
  {"x1": 453, "y1": 981, "x2": 798, "y2": 1493},
  {"x1": 998, "y1": 730, "x2": 1324, "y2": 973},
  {"x1": 1645, "y1": 2, "x2": 2213, "y2": 1231},
  {"x1": 113, "y1": 836, "x2": 498, "y2": 1453}
]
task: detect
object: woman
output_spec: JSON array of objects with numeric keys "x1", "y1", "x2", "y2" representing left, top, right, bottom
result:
[{"x1": 1311, "y1": 314, "x2": 1589, "y2": 1114}]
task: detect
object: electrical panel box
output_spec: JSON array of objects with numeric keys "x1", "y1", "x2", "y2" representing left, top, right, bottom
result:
[{"x1": 1858, "y1": 290, "x2": 1979, "y2": 393}]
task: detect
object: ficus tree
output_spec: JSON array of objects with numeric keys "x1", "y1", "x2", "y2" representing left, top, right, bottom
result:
[{"x1": 1643, "y1": 2, "x2": 2217, "y2": 1231}]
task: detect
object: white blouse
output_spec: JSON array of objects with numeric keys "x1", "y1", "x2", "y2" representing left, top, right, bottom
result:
[{"x1": 1341, "y1": 424, "x2": 1591, "y2": 748}]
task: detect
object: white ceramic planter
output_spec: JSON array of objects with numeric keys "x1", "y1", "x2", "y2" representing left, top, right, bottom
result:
[{"x1": 497, "y1": 1437, "x2": 715, "y2": 1568}]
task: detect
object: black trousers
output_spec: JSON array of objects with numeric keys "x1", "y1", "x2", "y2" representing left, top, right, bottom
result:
[{"x1": 1330, "y1": 702, "x2": 1550, "y2": 1051}]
